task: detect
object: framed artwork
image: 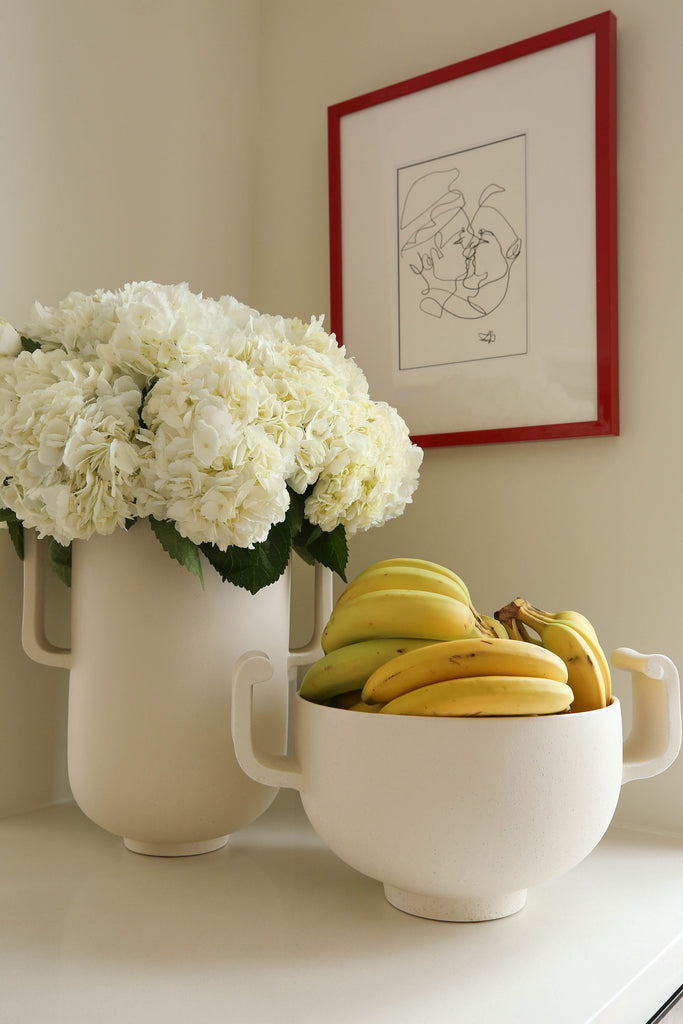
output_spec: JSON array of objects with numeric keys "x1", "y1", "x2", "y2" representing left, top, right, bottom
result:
[{"x1": 328, "y1": 11, "x2": 618, "y2": 447}]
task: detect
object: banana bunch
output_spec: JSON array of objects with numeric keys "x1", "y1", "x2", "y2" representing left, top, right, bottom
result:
[
  {"x1": 301, "y1": 557, "x2": 488, "y2": 708},
  {"x1": 302, "y1": 558, "x2": 608, "y2": 718},
  {"x1": 364, "y1": 636, "x2": 573, "y2": 716},
  {"x1": 494, "y1": 598, "x2": 611, "y2": 713}
]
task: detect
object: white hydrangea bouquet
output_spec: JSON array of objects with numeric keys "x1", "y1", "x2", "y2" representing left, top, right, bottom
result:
[{"x1": 0, "y1": 282, "x2": 422, "y2": 592}]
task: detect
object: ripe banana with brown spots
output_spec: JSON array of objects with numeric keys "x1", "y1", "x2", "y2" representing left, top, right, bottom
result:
[
  {"x1": 362, "y1": 636, "x2": 568, "y2": 705},
  {"x1": 495, "y1": 598, "x2": 609, "y2": 712},
  {"x1": 379, "y1": 675, "x2": 574, "y2": 717}
]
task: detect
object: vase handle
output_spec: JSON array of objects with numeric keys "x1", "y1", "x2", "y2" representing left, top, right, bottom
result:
[
  {"x1": 21, "y1": 530, "x2": 72, "y2": 669},
  {"x1": 611, "y1": 647, "x2": 682, "y2": 784},
  {"x1": 231, "y1": 650, "x2": 304, "y2": 791},
  {"x1": 287, "y1": 562, "x2": 334, "y2": 670}
]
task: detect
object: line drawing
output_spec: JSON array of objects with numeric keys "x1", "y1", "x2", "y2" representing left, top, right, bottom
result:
[{"x1": 399, "y1": 169, "x2": 522, "y2": 322}]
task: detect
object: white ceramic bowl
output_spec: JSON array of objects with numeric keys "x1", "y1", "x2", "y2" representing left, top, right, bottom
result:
[{"x1": 232, "y1": 648, "x2": 680, "y2": 921}]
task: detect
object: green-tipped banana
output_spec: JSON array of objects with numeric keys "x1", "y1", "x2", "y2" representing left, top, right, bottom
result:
[
  {"x1": 362, "y1": 636, "x2": 568, "y2": 705},
  {"x1": 299, "y1": 637, "x2": 436, "y2": 704},
  {"x1": 379, "y1": 675, "x2": 574, "y2": 717},
  {"x1": 496, "y1": 599, "x2": 608, "y2": 712},
  {"x1": 321, "y1": 588, "x2": 478, "y2": 654},
  {"x1": 336, "y1": 565, "x2": 470, "y2": 607}
]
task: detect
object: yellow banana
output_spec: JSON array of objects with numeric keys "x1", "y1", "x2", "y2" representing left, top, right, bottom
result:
[
  {"x1": 321, "y1": 588, "x2": 478, "y2": 654},
  {"x1": 480, "y1": 614, "x2": 509, "y2": 639},
  {"x1": 299, "y1": 637, "x2": 436, "y2": 704},
  {"x1": 350, "y1": 557, "x2": 500, "y2": 639},
  {"x1": 362, "y1": 636, "x2": 568, "y2": 705},
  {"x1": 496, "y1": 599, "x2": 610, "y2": 710},
  {"x1": 552, "y1": 610, "x2": 610, "y2": 701},
  {"x1": 335, "y1": 565, "x2": 470, "y2": 607},
  {"x1": 501, "y1": 617, "x2": 525, "y2": 642},
  {"x1": 551, "y1": 609, "x2": 600, "y2": 641},
  {"x1": 353, "y1": 558, "x2": 472, "y2": 604},
  {"x1": 379, "y1": 675, "x2": 574, "y2": 717},
  {"x1": 516, "y1": 621, "x2": 542, "y2": 645},
  {"x1": 501, "y1": 617, "x2": 541, "y2": 645}
]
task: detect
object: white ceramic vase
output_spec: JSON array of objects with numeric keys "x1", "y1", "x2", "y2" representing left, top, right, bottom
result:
[{"x1": 22, "y1": 521, "x2": 332, "y2": 856}]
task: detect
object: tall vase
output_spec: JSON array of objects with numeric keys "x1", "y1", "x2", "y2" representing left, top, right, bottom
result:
[{"x1": 21, "y1": 520, "x2": 332, "y2": 856}]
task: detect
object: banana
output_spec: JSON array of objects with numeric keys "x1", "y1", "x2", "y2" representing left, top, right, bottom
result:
[
  {"x1": 362, "y1": 636, "x2": 568, "y2": 705},
  {"x1": 379, "y1": 675, "x2": 574, "y2": 717},
  {"x1": 501, "y1": 617, "x2": 525, "y2": 642},
  {"x1": 299, "y1": 637, "x2": 437, "y2": 704},
  {"x1": 496, "y1": 598, "x2": 610, "y2": 711},
  {"x1": 327, "y1": 690, "x2": 385, "y2": 712},
  {"x1": 353, "y1": 558, "x2": 472, "y2": 604},
  {"x1": 350, "y1": 557, "x2": 501, "y2": 639},
  {"x1": 550, "y1": 609, "x2": 600, "y2": 642},
  {"x1": 501, "y1": 617, "x2": 541, "y2": 645},
  {"x1": 515, "y1": 621, "x2": 542, "y2": 645},
  {"x1": 321, "y1": 588, "x2": 478, "y2": 654},
  {"x1": 347, "y1": 700, "x2": 384, "y2": 712},
  {"x1": 335, "y1": 564, "x2": 470, "y2": 607},
  {"x1": 480, "y1": 614, "x2": 509, "y2": 639}
]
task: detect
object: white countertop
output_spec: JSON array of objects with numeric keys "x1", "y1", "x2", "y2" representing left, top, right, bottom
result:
[{"x1": 1, "y1": 791, "x2": 682, "y2": 1024}]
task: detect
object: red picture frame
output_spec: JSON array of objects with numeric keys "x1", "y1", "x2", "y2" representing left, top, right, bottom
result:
[{"x1": 328, "y1": 12, "x2": 618, "y2": 447}]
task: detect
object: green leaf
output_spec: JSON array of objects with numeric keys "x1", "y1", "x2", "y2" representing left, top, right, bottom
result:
[
  {"x1": 314, "y1": 524, "x2": 348, "y2": 580},
  {"x1": 292, "y1": 537, "x2": 316, "y2": 566},
  {"x1": 20, "y1": 336, "x2": 41, "y2": 353},
  {"x1": 0, "y1": 507, "x2": 24, "y2": 560},
  {"x1": 284, "y1": 486, "x2": 306, "y2": 538},
  {"x1": 149, "y1": 518, "x2": 205, "y2": 589},
  {"x1": 293, "y1": 517, "x2": 348, "y2": 582},
  {"x1": 47, "y1": 537, "x2": 72, "y2": 587},
  {"x1": 200, "y1": 518, "x2": 292, "y2": 594},
  {"x1": 7, "y1": 519, "x2": 24, "y2": 560}
]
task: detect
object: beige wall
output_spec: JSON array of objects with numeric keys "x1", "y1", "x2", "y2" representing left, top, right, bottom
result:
[
  {"x1": 1, "y1": 0, "x2": 682, "y2": 831},
  {"x1": 0, "y1": 0, "x2": 262, "y2": 813},
  {"x1": 255, "y1": 0, "x2": 683, "y2": 832}
]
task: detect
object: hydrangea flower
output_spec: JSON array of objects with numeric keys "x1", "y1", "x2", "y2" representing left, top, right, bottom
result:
[{"x1": 0, "y1": 282, "x2": 423, "y2": 590}]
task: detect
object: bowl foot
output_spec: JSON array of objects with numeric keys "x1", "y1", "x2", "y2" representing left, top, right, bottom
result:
[
  {"x1": 383, "y1": 884, "x2": 527, "y2": 922},
  {"x1": 123, "y1": 835, "x2": 229, "y2": 857}
]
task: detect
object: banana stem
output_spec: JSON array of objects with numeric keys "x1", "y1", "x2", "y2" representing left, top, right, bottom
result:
[
  {"x1": 495, "y1": 598, "x2": 549, "y2": 635},
  {"x1": 516, "y1": 621, "x2": 541, "y2": 645}
]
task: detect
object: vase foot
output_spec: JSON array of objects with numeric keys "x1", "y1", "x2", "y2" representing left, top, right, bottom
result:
[
  {"x1": 383, "y1": 884, "x2": 527, "y2": 922},
  {"x1": 123, "y1": 835, "x2": 229, "y2": 857}
]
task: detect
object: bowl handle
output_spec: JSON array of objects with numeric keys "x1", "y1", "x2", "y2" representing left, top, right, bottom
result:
[
  {"x1": 611, "y1": 647, "x2": 682, "y2": 784},
  {"x1": 21, "y1": 530, "x2": 72, "y2": 669},
  {"x1": 231, "y1": 650, "x2": 304, "y2": 791}
]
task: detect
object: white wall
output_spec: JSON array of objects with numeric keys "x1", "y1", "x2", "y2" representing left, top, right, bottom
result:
[
  {"x1": 254, "y1": 0, "x2": 683, "y2": 832},
  {"x1": 1, "y1": 0, "x2": 682, "y2": 832},
  {"x1": 0, "y1": 0, "x2": 262, "y2": 813}
]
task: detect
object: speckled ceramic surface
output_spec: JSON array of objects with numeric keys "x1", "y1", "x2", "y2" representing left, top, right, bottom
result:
[
  {"x1": 22, "y1": 524, "x2": 333, "y2": 854},
  {"x1": 232, "y1": 648, "x2": 681, "y2": 921}
]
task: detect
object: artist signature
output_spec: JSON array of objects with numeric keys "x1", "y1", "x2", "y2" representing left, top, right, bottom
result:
[{"x1": 479, "y1": 330, "x2": 496, "y2": 344}]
